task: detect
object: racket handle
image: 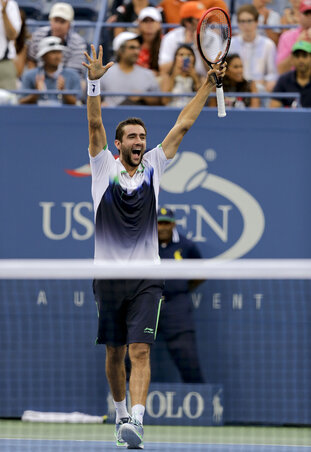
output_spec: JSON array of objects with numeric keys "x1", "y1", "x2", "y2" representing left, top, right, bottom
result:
[{"x1": 216, "y1": 86, "x2": 226, "y2": 118}]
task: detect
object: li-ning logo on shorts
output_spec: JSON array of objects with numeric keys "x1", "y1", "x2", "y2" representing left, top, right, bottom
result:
[{"x1": 144, "y1": 327, "x2": 154, "y2": 334}]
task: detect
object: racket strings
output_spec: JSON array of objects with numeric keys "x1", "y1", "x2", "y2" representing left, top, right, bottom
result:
[{"x1": 199, "y1": 11, "x2": 230, "y2": 64}]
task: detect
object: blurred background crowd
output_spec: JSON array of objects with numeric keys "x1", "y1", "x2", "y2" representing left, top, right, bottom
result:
[{"x1": 0, "y1": 0, "x2": 310, "y2": 107}]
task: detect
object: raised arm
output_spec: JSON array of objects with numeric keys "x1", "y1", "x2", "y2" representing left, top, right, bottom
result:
[
  {"x1": 2, "y1": 0, "x2": 20, "y2": 41},
  {"x1": 161, "y1": 63, "x2": 226, "y2": 160},
  {"x1": 82, "y1": 45, "x2": 114, "y2": 157}
]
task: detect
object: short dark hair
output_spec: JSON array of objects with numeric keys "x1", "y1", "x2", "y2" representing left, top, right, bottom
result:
[
  {"x1": 237, "y1": 4, "x2": 259, "y2": 21},
  {"x1": 115, "y1": 117, "x2": 147, "y2": 141}
]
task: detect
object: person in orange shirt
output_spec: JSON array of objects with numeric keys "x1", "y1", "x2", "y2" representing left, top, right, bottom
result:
[{"x1": 159, "y1": 0, "x2": 228, "y2": 25}]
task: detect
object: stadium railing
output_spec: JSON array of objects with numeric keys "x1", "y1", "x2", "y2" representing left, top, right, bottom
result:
[{"x1": 9, "y1": 91, "x2": 301, "y2": 106}]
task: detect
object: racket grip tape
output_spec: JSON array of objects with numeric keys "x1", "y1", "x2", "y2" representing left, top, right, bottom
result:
[{"x1": 216, "y1": 86, "x2": 226, "y2": 118}]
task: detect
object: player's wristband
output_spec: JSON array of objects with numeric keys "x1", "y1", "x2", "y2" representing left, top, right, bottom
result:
[{"x1": 87, "y1": 78, "x2": 100, "y2": 97}]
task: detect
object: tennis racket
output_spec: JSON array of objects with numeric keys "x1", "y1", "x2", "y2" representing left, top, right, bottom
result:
[{"x1": 197, "y1": 7, "x2": 231, "y2": 118}]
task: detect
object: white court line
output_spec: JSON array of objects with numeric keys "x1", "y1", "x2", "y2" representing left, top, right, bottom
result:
[{"x1": 1, "y1": 438, "x2": 311, "y2": 448}]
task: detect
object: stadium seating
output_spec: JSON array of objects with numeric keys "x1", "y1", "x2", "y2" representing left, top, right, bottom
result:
[
  {"x1": 231, "y1": 0, "x2": 289, "y2": 15},
  {"x1": 47, "y1": 0, "x2": 101, "y2": 20},
  {"x1": 17, "y1": 0, "x2": 44, "y2": 20}
]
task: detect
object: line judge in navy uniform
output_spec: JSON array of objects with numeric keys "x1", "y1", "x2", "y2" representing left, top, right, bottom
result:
[{"x1": 157, "y1": 207, "x2": 205, "y2": 383}]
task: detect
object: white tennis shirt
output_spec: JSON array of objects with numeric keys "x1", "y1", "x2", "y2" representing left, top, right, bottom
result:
[{"x1": 89, "y1": 144, "x2": 169, "y2": 261}]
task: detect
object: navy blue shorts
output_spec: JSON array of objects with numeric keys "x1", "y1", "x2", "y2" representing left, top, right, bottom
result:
[{"x1": 93, "y1": 279, "x2": 164, "y2": 346}]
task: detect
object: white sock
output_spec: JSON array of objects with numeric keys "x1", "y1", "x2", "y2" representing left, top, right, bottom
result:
[
  {"x1": 113, "y1": 398, "x2": 129, "y2": 424},
  {"x1": 131, "y1": 404, "x2": 145, "y2": 424}
]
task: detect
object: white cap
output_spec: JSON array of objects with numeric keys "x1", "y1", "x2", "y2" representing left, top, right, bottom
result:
[
  {"x1": 138, "y1": 7, "x2": 162, "y2": 22},
  {"x1": 37, "y1": 36, "x2": 65, "y2": 59},
  {"x1": 112, "y1": 32, "x2": 140, "y2": 52},
  {"x1": 49, "y1": 2, "x2": 74, "y2": 22}
]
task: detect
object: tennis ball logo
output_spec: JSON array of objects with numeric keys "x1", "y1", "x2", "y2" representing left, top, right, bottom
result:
[
  {"x1": 160, "y1": 150, "x2": 265, "y2": 260},
  {"x1": 161, "y1": 152, "x2": 208, "y2": 193}
]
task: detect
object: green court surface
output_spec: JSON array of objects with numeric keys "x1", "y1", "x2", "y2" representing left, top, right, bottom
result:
[{"x1": 0, "y1": 420, "x2": 310, "y2": 446}]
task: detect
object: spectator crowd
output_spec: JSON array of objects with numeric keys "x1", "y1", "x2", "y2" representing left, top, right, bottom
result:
[{"x1": 0, "y1": 0, "x2": 310, "y2": 107}]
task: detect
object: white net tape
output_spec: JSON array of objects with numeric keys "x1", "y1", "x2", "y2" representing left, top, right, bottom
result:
[{"x1": 1, "y1": 259, "x2": 311, "y2": 279}]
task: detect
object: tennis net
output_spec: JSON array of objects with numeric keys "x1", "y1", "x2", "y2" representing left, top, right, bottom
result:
[{"x1": 0, "y1": 259, "x2": 310, "y2": 452}]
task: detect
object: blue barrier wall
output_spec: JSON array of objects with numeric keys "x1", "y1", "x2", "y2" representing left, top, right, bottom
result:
[
  {"x1": 1, "y1": 106, "x2": 311, "y2": 259},
  {"x1": 0, "y1": 106, "x2": 310, "y2": 424}
]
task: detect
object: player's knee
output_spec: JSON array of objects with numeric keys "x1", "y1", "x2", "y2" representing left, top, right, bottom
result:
[
  {"x1": 129, "y1": 343, "x2": 150, "y2": 363},
  {"x1": 106, "y1": 345, "x2": 127, "y2": 364}
]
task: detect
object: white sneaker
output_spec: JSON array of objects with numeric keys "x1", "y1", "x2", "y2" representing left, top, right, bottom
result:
[
  {"x1": 115, "y1": 417, "x2": 129, "y2": 447},
  {"x1": 120, "y1": 417, "x2": 144, "y2": 449}
]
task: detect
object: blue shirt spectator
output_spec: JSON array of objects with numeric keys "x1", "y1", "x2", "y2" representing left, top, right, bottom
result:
[{"x1": 20, "y1": 36, "x2": 81, "y2": 105}]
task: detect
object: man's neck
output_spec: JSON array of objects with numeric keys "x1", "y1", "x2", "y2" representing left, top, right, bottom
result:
[
  {"x1": 242, "y1": 32, "x2": 256, "y2": 43},
  {"x1": 44, "y1": 64, "x2": 58, "y2": 76},
  {"x1": 51, "y1": 31, "x2": 68, "y2": 43},
  {"x1": 118, "y1": 61, "x2": 135, "y2": 73},
  {"x1": 119, "y1": 157, "x2": 139, "y2": 177}
]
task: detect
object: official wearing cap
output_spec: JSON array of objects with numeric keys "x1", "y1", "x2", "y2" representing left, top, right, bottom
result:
[{"x1": 154, "y1": 207, "x2": 205, "y2": 383}]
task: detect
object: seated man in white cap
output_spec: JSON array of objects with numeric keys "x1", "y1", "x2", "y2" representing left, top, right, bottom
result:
[
  {"x1": 20, "y1": 36, "x2": 81, "y2": 105},
  {"x1": 27, "y1": 2, "x2": 87, "y2": 79},
  {"x1": 100, "y1": 31, "x2": 161, "y2": 106}
]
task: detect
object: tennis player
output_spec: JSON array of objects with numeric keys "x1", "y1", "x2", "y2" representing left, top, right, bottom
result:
[{"x1": 82, "y1": 44, "x2": 226, "y2": 449}]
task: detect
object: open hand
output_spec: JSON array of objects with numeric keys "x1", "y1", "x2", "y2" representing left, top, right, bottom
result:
[{"x1": 82, "y1": 44, "x2": 114, "y2": 80}]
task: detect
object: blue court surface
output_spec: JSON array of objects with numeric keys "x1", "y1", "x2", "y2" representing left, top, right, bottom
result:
[{"x1": 1, "y1": 439, "x2": 311, "y2": 451}]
